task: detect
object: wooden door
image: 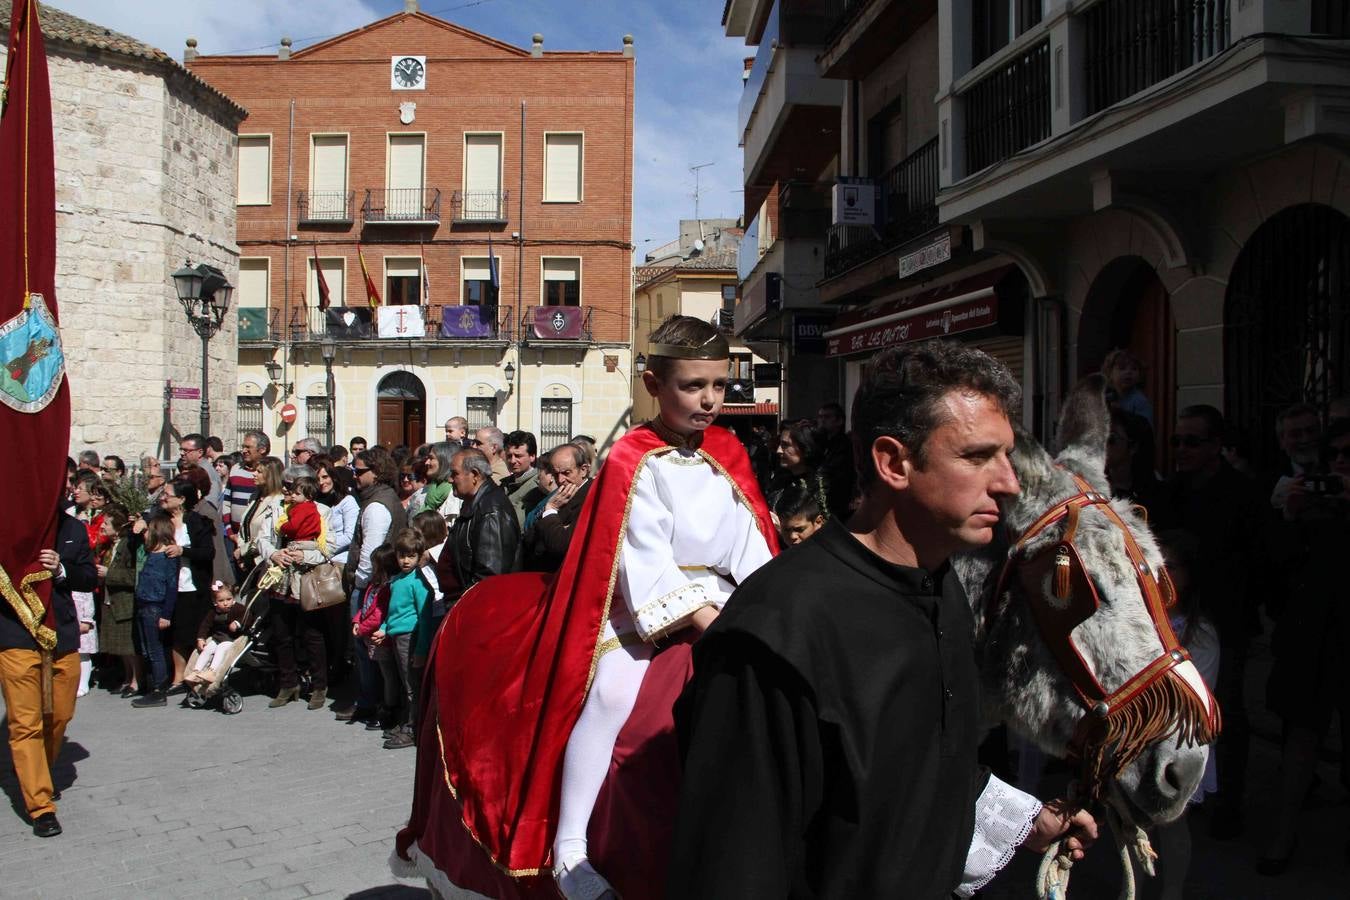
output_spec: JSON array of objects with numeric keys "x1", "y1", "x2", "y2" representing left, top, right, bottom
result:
[
  {"x1": 378, "y1": 399, "x2": 403, "y2": 449},
  {"x1": 404, "y1": 402, "x2": 424, "y2": 448}
]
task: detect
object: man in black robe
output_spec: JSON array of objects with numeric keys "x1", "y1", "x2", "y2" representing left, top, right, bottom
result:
[{"x1": 670, "y1": 340, "x2": 1096, "y2": 898}]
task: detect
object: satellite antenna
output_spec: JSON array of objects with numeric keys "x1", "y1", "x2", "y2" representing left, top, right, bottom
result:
[{"x1": 690, "y1": 162, "x2": 714, "y2": 221}]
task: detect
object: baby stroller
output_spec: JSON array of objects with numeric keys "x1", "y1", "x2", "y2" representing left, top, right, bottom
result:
[{"x1": 183, "y1": 564, "x2": 278, "y2": 714}]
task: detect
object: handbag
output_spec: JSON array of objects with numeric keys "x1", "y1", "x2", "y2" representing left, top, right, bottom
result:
[{"x1": 299, "y1": 561, "x2": 347, "y2": 611}]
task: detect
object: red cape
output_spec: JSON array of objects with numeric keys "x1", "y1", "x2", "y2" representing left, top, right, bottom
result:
[{"x1": 395, "y1": 423, "x2": 777, "y2": 895}]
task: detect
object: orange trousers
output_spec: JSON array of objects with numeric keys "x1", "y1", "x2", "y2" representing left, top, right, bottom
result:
[{"x1": 0, "y1": 648, "x2": 78, "y2": 819}]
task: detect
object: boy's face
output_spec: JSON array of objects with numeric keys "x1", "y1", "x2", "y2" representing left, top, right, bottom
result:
[
  {"x1": 642, "y1": 358, "x2": 728, "y2": 436},
  {"x1": 396, "y1": 550, "x2": 420, "y2": 573},
  {"x1": 781, "y1": 514, "x2": 825, "y2": 545}
]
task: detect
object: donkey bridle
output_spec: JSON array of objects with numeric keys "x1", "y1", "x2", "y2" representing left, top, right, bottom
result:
[{"x1": 990, "y1": 473, "x2": 1217, "y2": 770}]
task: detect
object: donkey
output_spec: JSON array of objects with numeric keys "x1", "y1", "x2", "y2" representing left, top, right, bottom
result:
[{"x1": 954, "y1": 375, "x2": 1218, "y2": 833}]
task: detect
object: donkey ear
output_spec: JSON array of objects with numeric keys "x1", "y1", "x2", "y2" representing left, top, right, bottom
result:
[
  {"x1": 1053, "y1": 374, "x2": 1110, "y2": 478},
  {"x1": 1003, "y1": 424, "x2": 1063, "y2": 533}
]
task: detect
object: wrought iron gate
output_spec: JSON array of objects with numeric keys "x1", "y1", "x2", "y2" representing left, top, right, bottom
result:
[
  {"x1": 236, "y1": 397, "x2": 263, "y2": 449},
  {"x1": 1224, "y1": 203, "x2": 1349, "y2": 469},
  {"x1": 540, "y1": 398, "x2": 572, "y2": 453}
]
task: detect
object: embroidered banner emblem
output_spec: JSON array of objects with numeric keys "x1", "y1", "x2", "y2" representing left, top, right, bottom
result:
[{"x1": 0, "y1": 292, "x2": 64, "y2": 413}]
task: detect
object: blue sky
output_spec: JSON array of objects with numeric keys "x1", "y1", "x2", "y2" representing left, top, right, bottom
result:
[{"x1": 51, "y1": 0, "x2": 749, "y2": 259}]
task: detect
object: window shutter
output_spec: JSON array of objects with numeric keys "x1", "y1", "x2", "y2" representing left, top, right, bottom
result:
[
  {"x1": 543, "y1": 258, "x2": 579, "y2": 281},
  {"x1": 465, "y1": 134, "x2": 502, "y2": 193},
  {"x1": 386, "y1": 257, "x2": 422, "y2": 278},
  {"x1": 311, "y1": 135, "x2": 348, "y2": 194},
  {"x1": 238, "y1": 259, "x2": 269, "y2": 308},
  {"x1": 462, "y1": 258, "x2": 491, "y2": 282},
  {"x1": 388, "y1": 135, "x2": 425, "y2": 191},
  {"x1": 544, "y1": 134, "x2": 582, "y2": 202},
  {"x1": 238, "y1": 136, "x2": 270, "y2": 204}
]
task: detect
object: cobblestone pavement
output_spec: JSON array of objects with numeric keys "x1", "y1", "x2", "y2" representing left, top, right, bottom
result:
[{"x1": 0, "y1": 681, "x2": 428, "y2": 900}]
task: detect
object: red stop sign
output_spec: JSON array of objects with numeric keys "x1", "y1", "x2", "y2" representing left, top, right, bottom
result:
[{"x1": 279, "y1": 403, "x2": 298, "y2": 425}]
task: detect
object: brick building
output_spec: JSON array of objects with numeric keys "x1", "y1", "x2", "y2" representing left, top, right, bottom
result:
[
  {"x1": 188, "y1": 1, "x2": 635, "y2": 453},
  {"x1": 0, "y1": 0, "x2": 245, "y2": 459}
]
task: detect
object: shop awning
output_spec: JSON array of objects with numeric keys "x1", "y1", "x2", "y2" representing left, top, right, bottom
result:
[
  {"x1": 718, "y1": 402, "x2": 779, "y2": 416},
  {"x1": 823, "y1": 264, "x2": 1015, "y2": 357}
]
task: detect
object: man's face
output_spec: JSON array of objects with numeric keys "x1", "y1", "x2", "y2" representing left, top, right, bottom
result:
[
  {"x1": 1172, "y1": 416, "x2": 1221, "y2": 474},
  {"x1": 143, "y1": 459, "x2": 164, "y2": 488},
  {"x1": 449, "y1": 457, "x2": 481, "y2": 500},
  {"x1": 241, "y1": 437, "x2": 263, "y2": 466},
  {"x1": 551, "y1": 451, "x2": 589, "y2": 488},
  {"x1": 350, "y1": 440, "x2": 367, "y2": 455},
  {"x1": 1279, "y1": 412, "x2": 1321, "y2": 468},
  {"x1": 781, "y1": 513, "x2": 825, "y2": 545},
  {"x1": 899, "y1": 391, "x2": 1019, "y2": 553},
  {"x1": 179, "y1": 441, "x2": 204, "y2": 468},
  {"x1": 100, "y1": 459, "x2": 121, "y2": 482},
  {"x1": 473, "y1": 429, "x2": 499, "y2": 461},
  {"x1": 352, "y1": 458, "x2": 376, "y2": 489},
  {"x1": 643, "y1": 358, "x2": 728, "y2": 435},
  {"x1": 291, "y1": 446, "x2": 315, "y2": 467},
  {"x1": 506, "y1": 444, "x2": 535, "y2": 475},
  {"x1": 817, "y1": 407, "x2": 844, "y2": 436}
]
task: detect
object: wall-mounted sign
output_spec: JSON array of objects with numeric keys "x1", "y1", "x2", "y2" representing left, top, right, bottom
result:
[
  {"x1": 793, "y1": 314, "x2": 833, "y2": 354},
  {"x1": 169, "y1": 386, "x2": 200, "y2": 400},
  {"x1": 279, "y1": 403, "x2": 298, "y2": 425},
  {"x1": 752, "y1": 362, "x2": 781, "y2": 386},
  {"x1": 898, "y1": 231, "x2": 952, "y2": 279},
  {"x1": 832, "y1": 180, "x2": 876, "y2": 226},
  {"x1": 826, "y1": 295, "x2": 998, "y2": 357}
]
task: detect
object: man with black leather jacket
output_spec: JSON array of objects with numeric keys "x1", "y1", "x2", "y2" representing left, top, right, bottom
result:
[{"x1": 444, "y1": 449, "x2": 520, "y2": 607}]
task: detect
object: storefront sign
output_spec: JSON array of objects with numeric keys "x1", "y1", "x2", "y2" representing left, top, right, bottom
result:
[
  {"x1": 826, "y1": 295, "x2": 998, "y2": 357},
  {"x1": 793, "y1": 315, "x2": 832, "y2": 353},
  {"x1": 898, "y1": 232, "x2": 952, "y2": 279},
  {"x1": 832, "y1": 180, "x2": 876, "y2": 226}
]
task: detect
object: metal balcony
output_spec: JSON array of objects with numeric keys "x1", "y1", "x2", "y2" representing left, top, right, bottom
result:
[
  {"x1": 296, "y1": 190, "x2": 354, "y2": 225},
  {"x1": 361, "y1": 188, "x2": 441, "y2": 225},
  {"x1": 284, "y1": 304, "x2": 513, "y2": 343},
  {"x1": 964, "y1": 39, "x2": 1051, "y2": 174},
  {"x1": 238, "y1": 308, "x2": 280, "y2": 344},
  {"x1": 451, "y1": 189, "x2": 509, "y2": 224},
  {"x1": 521, "y1": 305, "x2": 593, "y2": 343},
  {"x1": 823, "y1": 137, "x2": 940, "y2": 279}
]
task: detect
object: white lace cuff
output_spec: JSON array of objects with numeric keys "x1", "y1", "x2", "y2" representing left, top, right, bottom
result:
[
  {"x1": 632, "y1": 582, "x2": 711, "y2": 641},
  {"x1": 955, "y1": 775, "x2": 1042, "y2": 897}
]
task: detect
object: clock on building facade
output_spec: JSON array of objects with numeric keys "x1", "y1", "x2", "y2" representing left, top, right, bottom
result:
[{"x1": 391, "y1": 55, "x2": 426, "y2": 90}]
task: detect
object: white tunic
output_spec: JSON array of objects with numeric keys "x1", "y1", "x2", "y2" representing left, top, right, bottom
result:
[{"x1": 605, "y1": 446, "x2": 773, "y2": 644}]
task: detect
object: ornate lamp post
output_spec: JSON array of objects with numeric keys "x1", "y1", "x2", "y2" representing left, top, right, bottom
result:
[
  {"x1": 172, "y1": 260, "x2": 233, "y2": 436},
  {"x1": 321, "y1": 337, "x2": 337, "y2": 448}
]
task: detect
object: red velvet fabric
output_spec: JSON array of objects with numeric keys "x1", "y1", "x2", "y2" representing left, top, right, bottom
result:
[{"x1": 395, "y1": 424, "x2": 777, "y2": 890}]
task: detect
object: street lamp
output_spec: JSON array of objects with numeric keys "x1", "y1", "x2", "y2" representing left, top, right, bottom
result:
[
  {"x1": 172, "y1": 260, "x2": 233, "y2": 436},
  {"x1": 634, "y1": 353, "x2": 647, "y2": 375},
  {"x1": 504, "y1": 360, "x2": 516, "y2": 393},
  {"x1": 321, "y1": 337, "x2": 337, "y2": 448}
]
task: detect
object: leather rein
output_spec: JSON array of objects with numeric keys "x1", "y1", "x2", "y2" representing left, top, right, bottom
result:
[{"x1": 989, "y1": 473, "x2": 1220, "y2": 799}]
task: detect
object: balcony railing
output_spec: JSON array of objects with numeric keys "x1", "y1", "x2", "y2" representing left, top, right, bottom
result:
[
  {"x1": 286, "y1": 304, "x2": 512, "y2": 342},
  {"x1": 823, "y1": 137, "x2": 940, "y2": 279},
  {"x1": 1083, "y1": 0, "x2": 1231, "y2": 117},
  {"x1": 361, "y1": 188, "x2": 441, "y2": 225},
  {"x1": 238, "y1": 307, "x2": 280, "y2": 343},
  {"x1": 964, "y1": 39, "x2": 1051, "y2": 174},
  {"x1": 520, "y1": 305, "x2": 593, "y2": 343},
  {"x1": 296, "y1": 190, "x2": 354, "y2": 224},
  {"x1": 451, "y1": 189, "x2": 509, "y2": 224},
  {"x1": 821, "y1": 0, "x2": 870, "y2": 46}
]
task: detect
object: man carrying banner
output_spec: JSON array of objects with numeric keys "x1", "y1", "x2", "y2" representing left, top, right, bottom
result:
[{"x1": 0, "y1": 0, "x2": 83, "y2": 838}]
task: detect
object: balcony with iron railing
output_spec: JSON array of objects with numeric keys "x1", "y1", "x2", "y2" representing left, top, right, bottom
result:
[
  {"x1": 962, "y1": 38, "x2": 1052, "y2": 176},
  {"x1": 520, "y1": 306, "x2": 594, "y2": 344},
  {"x1": 362, "y1": 188, "x2": 441, "y2": 225},
  {"x1": 284, "y1": 304, "x2": 513, "y2": 343},
  {"x1": 823, "y1": 137, "x2": 940, "y2": 279},
  {"x1": 451, "y1": 189, "x2": 509, "y2": 225},
  {"x1": 239, "y1": 308, "x2": 280, "y2": 344},
  {"x1": 297, "y1": 190, "x2": 355, "y2": 225}
]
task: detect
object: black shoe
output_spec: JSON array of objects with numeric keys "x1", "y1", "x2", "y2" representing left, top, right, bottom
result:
[
  {"x1": 333, "y1": 703, "x2": 357, "y2": 721},
  {"x1": 384, "y1": 730, "x2": 415, "y2": 750},
  {"x1": 32, "y1": 812, "x2": 61, "y2": 837},
  {"x1": 119, "y1": 685, "x2": 136, "y2": 698},
  {"x1": 165, "y1": 682, "x2": 189, "y2": 697},
  {"x1": 365, "y1": 719, "x2": 383, "y2": 731},
  {"x1": 131, "y1": 691, "x2": 167, "y2": 708}
]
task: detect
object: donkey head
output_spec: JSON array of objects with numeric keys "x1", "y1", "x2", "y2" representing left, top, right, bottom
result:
[{"x1": 958, "y1": 375, "x2": 1216, "y2": 826}]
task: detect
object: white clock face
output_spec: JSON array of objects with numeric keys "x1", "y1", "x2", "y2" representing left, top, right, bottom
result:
[{"x1": 392, "y1": 56, "x2": 425, "y2": 90}]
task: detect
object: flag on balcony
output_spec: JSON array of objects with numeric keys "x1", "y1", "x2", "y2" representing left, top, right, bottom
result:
[
  {"x1": 378, "y1": 304, "x2": 425, "y2": 338},
  {"x1": 312, "y1": 244, "x2": 330, "y2": 311},
  {"x1": 0, "y1": 0, "x2": 72, "y2": 651},
  {"x1": 357, "y1": 242, "x2": 381, "y2": 308},
  {"x1": 441, "y1": 305, "x2": 495, "y2": 338},
  {"x1": 487, "y1": 234, "x2": 500, "y2": 303},
  {"x1": 420, "y1": 241, "x2": 431, "y2": 305}
]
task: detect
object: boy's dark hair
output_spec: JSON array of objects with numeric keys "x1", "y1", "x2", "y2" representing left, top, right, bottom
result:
[
  {"x1": 370, "y1": 544, "x2": 398, "y2": 584},
  {"x1": 290, "y1": 475, "x2": 319, "y2": 501},
  {"x1": 851, "y1": 340, "x2": 1021, "y2": 488},
  {"x1": 411, "y1": 509, "x2": 448, "y2": 548},
  {"x1": 646, "y1": 315, "x2": 729, "y2": 379},
  {"x1": 145, "y1": 514, "x2": 177, "y2": 551},
  {"x1": 772, "y1": 483, "x2": 822, "y2": 523},
  {"x1": 393, "y1": 527, "x2": 427, "y2": 557}
]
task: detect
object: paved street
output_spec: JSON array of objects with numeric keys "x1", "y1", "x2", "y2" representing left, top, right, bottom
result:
[{"x1": 0, "y1": 682, "x2": 427, "y2": 900}]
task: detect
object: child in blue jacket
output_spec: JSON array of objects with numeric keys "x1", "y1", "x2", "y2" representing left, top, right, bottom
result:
[
  {"x1": 131, "y1": 515, "x2": 179, "y2": 707},
  {"x1": 372, "y1": 528, "x2": 430, "y2": 749}
]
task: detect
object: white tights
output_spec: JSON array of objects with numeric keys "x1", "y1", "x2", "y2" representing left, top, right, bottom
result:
[{"x1": 553, "y1": 640, "x2": 652, "y2": 868}]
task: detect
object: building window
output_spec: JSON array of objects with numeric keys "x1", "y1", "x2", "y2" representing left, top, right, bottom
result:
[
  {"x1": 305, "y1": 395, "x2": 333, "y2": 448},
  {"x1": 540, "y1": 398, "x2": 572, "y2": 452},
  {"x1": 308, "y1": 134, "x2": 349, "y2": 220},
  {"x1": 237, "y1": 397, "x2": 263, "y2": 448},
  {"x1": 542, "y1": 258, "x2": 581, "y2": 306},
  {"x1": 462, "y1": 257, "x2": 497, "y2": 306},
  {"x1": 387, "y1": 134, "x2": 426, "y2": 218},
  {"x1": 238, "y1": 259, "x2": 269, "y2": 308},
  {"x1": 727, "y1": 353, "x2": 754, "y2": 403},
  {"x1": 543, "y1": 133, "x2": 583, "y2": 203},
  {"x1": 464, "y1": 133, "x2": 503, "y2": 208},
  {"x1": 465, "y1": 396, "x2": 497, "y2": 430},
  {"x1": 309, "y1": 256, "x2": 345, "y2": 308},
  {"x1": 721, "y1": 283, "x2": 737, "y2": 312},
  {"x1": 237, "y1": 135, "x2": 271, "y2": 205},
  {"x1": 972, "y1": 0, "x2": 1045, "y2": 66},
  {"x1": 385, "y1": 257, "x2": 423, "y2": 306}
]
